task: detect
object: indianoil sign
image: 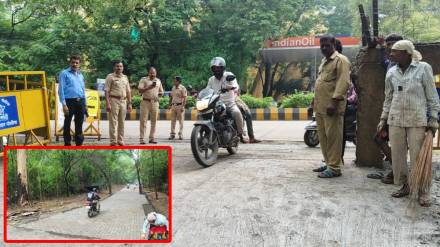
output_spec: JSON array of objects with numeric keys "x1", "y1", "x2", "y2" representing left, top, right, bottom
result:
[{"x1": 266, "y1": 36, "x2": 360, "y2": 48}]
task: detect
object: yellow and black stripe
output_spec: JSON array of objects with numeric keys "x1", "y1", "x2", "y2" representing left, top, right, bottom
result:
[{"x1": 95, "y1": 108, "x2": 312, "y2": 121}]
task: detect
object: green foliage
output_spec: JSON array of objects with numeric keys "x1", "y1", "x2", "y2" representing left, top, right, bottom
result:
[
  {"x1": 185, "y1": 96, "x2": 196, "y2": 108},
  {"x1": 239, "y1": 94, "x2": 274, "y2": 108},
  {"x1": 6, "y1": 149, "x2": 169, "y2": 203},
  {"x1": 281, "y1": 93, "x2": 314, "y2": 108},
  {"x1": 132, "y1": 95, "x2": 142, "y2": 109},
  {"x1": 159, "y1": 96, "x2": 169, "y2": 109}
]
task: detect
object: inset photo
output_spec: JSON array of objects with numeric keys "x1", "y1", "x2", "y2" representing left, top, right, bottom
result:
[{"x1": 4, "y1": 146, "x2": 171, "y2": 244}]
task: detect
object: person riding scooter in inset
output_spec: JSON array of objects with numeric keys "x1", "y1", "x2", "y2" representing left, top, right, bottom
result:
[{"x1": 86, "y1": 187, "x2": 101, "y2": 212}]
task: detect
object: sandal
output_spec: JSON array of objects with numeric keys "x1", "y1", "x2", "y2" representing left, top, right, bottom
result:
[
  {"x1": 313, "y1": 165, "x2": 327, "y2": 172},
  {"x1": 367, "y1": 172, "x2": 384, "y2": 179},
  {"x1": 391, "y1": 183, "x2": 409, "y2": 198},
  {"x1": 318, "y1": 169, "x2": 342, "y2": 178},
  {"x1": 419, "y1": 198, "x2": 432, "y2": 207},
  {"x1": 381, "y1": 171, "x2": 394, "y2": 184}
]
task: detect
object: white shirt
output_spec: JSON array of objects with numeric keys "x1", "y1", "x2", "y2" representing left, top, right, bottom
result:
[
  {"x1": 206, "y1": 71, "x2": 239, "y2": 107},
  {"x1": 381, "y1": 61, "x2": 440, "y2": 127}
]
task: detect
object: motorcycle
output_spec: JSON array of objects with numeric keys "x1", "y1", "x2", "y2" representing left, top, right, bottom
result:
[
  {"x1": 304, "y1": 104, "x2": 357, "y2": 147},
  {"x1": 191, "y1": 75, "x2": 240, "y2": 167},
  {"x1": 86, "y1": 199, "x2": 100, "y2": 218}
]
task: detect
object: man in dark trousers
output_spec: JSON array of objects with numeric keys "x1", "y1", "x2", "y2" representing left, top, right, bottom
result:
[{"x1": 58, "y1": 55, "x2": 87, "y2": 146}]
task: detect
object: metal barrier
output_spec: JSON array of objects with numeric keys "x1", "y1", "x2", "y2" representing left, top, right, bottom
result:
[{"x1": 0, "y1": 71, "x2": 51, "y2": 156}]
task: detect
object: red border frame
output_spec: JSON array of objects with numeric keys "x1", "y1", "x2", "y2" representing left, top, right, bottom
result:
[{"x1": 3, "y1": 145, "x2": 172, "y2": 244}]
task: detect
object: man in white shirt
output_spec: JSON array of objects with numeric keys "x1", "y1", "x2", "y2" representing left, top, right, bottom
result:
[{"x1": 206, "y1": 57, "x2": 247, "y2": 143}]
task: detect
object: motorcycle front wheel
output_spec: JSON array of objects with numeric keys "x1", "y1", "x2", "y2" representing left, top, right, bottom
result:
[
  {"x1": 191, "y1": 125, "x2": 219, "y2": 167},
  {"x1": 87, "y1": 209, "x2": 93, "y2": 218},
  {"x1": 304, "y1": 130, "x2": 319, "y2": 147}
]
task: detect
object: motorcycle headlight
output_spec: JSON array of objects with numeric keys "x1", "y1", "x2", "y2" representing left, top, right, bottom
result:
[
  {"x1": 214, "y1": 101, "x2": 226, "y2": 115},
  {"x1": 196, "y1": 99, "x2": 209, "y2": 111}
]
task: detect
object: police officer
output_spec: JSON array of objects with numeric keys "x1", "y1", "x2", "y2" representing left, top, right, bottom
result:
[
  {"x1": 168, "y1": 76, "x2": 187, "y2": 140},
  {"x1": 58, "y1": 55, "x2": 87, "y2": 146},
  {"x1": 105, "y1": 61, "x2": 132, "y2": 146},
  {"x1": 138, "y1": 67, "x2": 164, "y2": 144}
]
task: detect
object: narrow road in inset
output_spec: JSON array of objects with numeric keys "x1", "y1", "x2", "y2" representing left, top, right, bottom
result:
[{"x1": 8, "y1": 186, "x2": 148, "y2": 240}]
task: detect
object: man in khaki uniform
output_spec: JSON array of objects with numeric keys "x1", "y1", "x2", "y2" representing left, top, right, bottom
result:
[
  {"x1": 105, "y1": 61, "x2": 132, "y2": 146},
  {"x1": 313, "y1": 35, "x2": 351, "y2": 178},
  {"x1": 138, "y1": 67, "x2": 164, "y2": 144},
  {"x1": 168, "y1": 76, "x2": 187, "y2": 140}
]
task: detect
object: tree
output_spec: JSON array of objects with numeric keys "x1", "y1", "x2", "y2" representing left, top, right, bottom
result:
[{"x1": 16, "y1": 149, "x2": 29, "y2": 206}]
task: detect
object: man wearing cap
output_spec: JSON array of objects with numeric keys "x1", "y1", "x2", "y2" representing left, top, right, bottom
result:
[
  {"x1": 58, "y1": 55, "x2": 87, "y2": 146},
  {"x1": 378, "y1": 40, "x2": 440, "y2": 206},
  {"x1": 105, "y1": 61, "x2": 132, "y2": 146},
  {"x1": 168, "y1": 76, "x2": 187, "y2": 140},
  {"x1": 138, "y1": 67, "x2": 164, "y2": 144}
]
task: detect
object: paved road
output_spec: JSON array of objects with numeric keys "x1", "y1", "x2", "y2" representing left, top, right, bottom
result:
[
  {"x1": 2, "y1": 121, "x2": 440, "y2": 246},
  {"x1": 6, "y1": 186, "x2": 148, "y2": 240},
  {"x1": 50, "y1": 120, "x2": 310, "y2": 144}
]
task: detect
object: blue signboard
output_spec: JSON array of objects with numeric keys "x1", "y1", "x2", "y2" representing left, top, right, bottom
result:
[{"x1": 0, "y1": 96, "x2": 20, "y2": 130}]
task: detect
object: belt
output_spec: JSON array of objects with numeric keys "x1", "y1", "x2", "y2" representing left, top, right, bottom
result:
[
  {"x1": 143, "y1": 98, "x2": 157, "y2": 102},
  {"x1": 171, "y1": 103, "x2": 183, "y2": 106},
  {"x1": 66, "y1": 98, "x2": 83, "y2": 102},
  {"x1": 110, "y1": 95, "x2": 126, "y2": 100}
]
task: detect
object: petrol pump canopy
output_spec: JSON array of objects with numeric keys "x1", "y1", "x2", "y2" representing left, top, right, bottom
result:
[{"x1": 260, "y1": 36, "x2": 361, "y2": 64}]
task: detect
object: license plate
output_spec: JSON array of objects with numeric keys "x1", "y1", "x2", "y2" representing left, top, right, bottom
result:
[{"x1": 86, "y1": 206, "x2": 91, "y2": 209}]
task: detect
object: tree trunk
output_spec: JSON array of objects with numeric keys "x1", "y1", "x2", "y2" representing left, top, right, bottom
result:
[
  {"x1": 135, "y1": 159, "x2": 143, "y2": 194},
  {"x1": 268, "y1": 63, "x2": 279, "y2": 96},
  {"x1": 151, "y1": 150, "x2": 158, "y2": 200},
  {"x1": 263, "y1": 63, "x2": 272, "y2": 97},
  {"x1": 251, "y1": 63, "x2": 264, "y2": 97},
  {"x1": 17, "y1": 150, "x2": 29, "y2": 206}
]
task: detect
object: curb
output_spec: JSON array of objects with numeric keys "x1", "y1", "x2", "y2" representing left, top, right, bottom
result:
[{"x1": 51, "y1": 108, "x2": 312, "y2": 121}]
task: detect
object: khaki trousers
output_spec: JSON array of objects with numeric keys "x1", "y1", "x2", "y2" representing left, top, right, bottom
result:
[
  {"x1": 316, "y1": 113, "x2": 344, "y2": 172},
  {"x1": 389, "y1": 126, "x2": 430, "y2": 200},
  {"x1": 170, "y1": 105, "x2": 184, "y2": 136},
  {"x1": 140, "y1": 100, "x2": 159, "y2": 141},
  {"x1": 109, "y1": 98, "x2": 127, "y2": 144},
  {"x1": 229, "y1": 105, "x2": 244, "y2": 135}
]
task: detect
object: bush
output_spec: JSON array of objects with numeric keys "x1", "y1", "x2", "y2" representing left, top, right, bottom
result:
[
  {"x1": 159, "y1": 96, "x2": 170, "y2": 109},
  {"x1": 132, "y1": 95, "x2": 142, "y2": 109},
  {"x1": 185, "y1": 96, "x2": 196, "y2": 108},
  {"x1": 239, "y1": 94, "x2": 274, "y2": 108},
  {"x1": 281, "y1": 93, "x2": 314, "y2": 108}
]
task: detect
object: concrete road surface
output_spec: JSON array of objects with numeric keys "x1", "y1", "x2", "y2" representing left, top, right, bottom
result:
[{"x1": 2, "y1": 121, "x2": 440, "y2": 247}]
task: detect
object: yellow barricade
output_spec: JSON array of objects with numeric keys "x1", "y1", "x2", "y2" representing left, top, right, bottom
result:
[{"x1": 0, "y1": 71, "x2": 51, "y2": 156}]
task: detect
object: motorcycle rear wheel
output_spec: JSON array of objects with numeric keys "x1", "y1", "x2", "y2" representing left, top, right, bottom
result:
[{"x1": 191, "y1": 125, "x2": 219, "y2": 167}]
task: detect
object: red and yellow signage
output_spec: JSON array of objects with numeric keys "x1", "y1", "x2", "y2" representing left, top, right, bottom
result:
[{"x1": 265, "y1": 36, "x2": 360, "y2": 48}]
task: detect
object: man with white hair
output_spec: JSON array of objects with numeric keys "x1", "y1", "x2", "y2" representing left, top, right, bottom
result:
[
  {"x1": 141, "y1": 212, "x2": 169, "y2": 239},
  {"x1": 378, "y1": 40, "x2": 440, "y2": 207}
]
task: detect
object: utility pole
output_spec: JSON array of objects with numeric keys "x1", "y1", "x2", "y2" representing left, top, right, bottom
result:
[{"x1": 372, "y1": 0, "x2": 379, "y2": 37}]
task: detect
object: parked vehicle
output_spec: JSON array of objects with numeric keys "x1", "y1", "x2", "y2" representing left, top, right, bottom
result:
[{"x1": 304, "y1": 105, "x2": 357, "y2": 147}]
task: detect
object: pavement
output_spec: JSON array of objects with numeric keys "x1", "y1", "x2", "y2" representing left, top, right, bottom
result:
[
  {"x1": 6, "y1": 185, "x2": 148, "y2": 240},
  {"x1": 1, "y1": 121, "x2": 440, "y2": 246},
  {"x1": 50, "y1": 120, "x2": 310, "y2": 144}
]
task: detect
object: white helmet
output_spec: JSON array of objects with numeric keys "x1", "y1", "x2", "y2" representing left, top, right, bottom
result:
[{"x1": 210, "y1": 57, "x2": 226, "y2": 68}]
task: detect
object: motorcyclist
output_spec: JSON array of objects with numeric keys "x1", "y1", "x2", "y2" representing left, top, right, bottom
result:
[
  {"x1": 141, "y1": 212, "x2": 169, "y2": 239},
  {"x1": 87, "y1": 188, "x2": 101, "y2": 210},
  {"x1": 205, "y1": 57, "x2": 248, "y2": 143}
]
